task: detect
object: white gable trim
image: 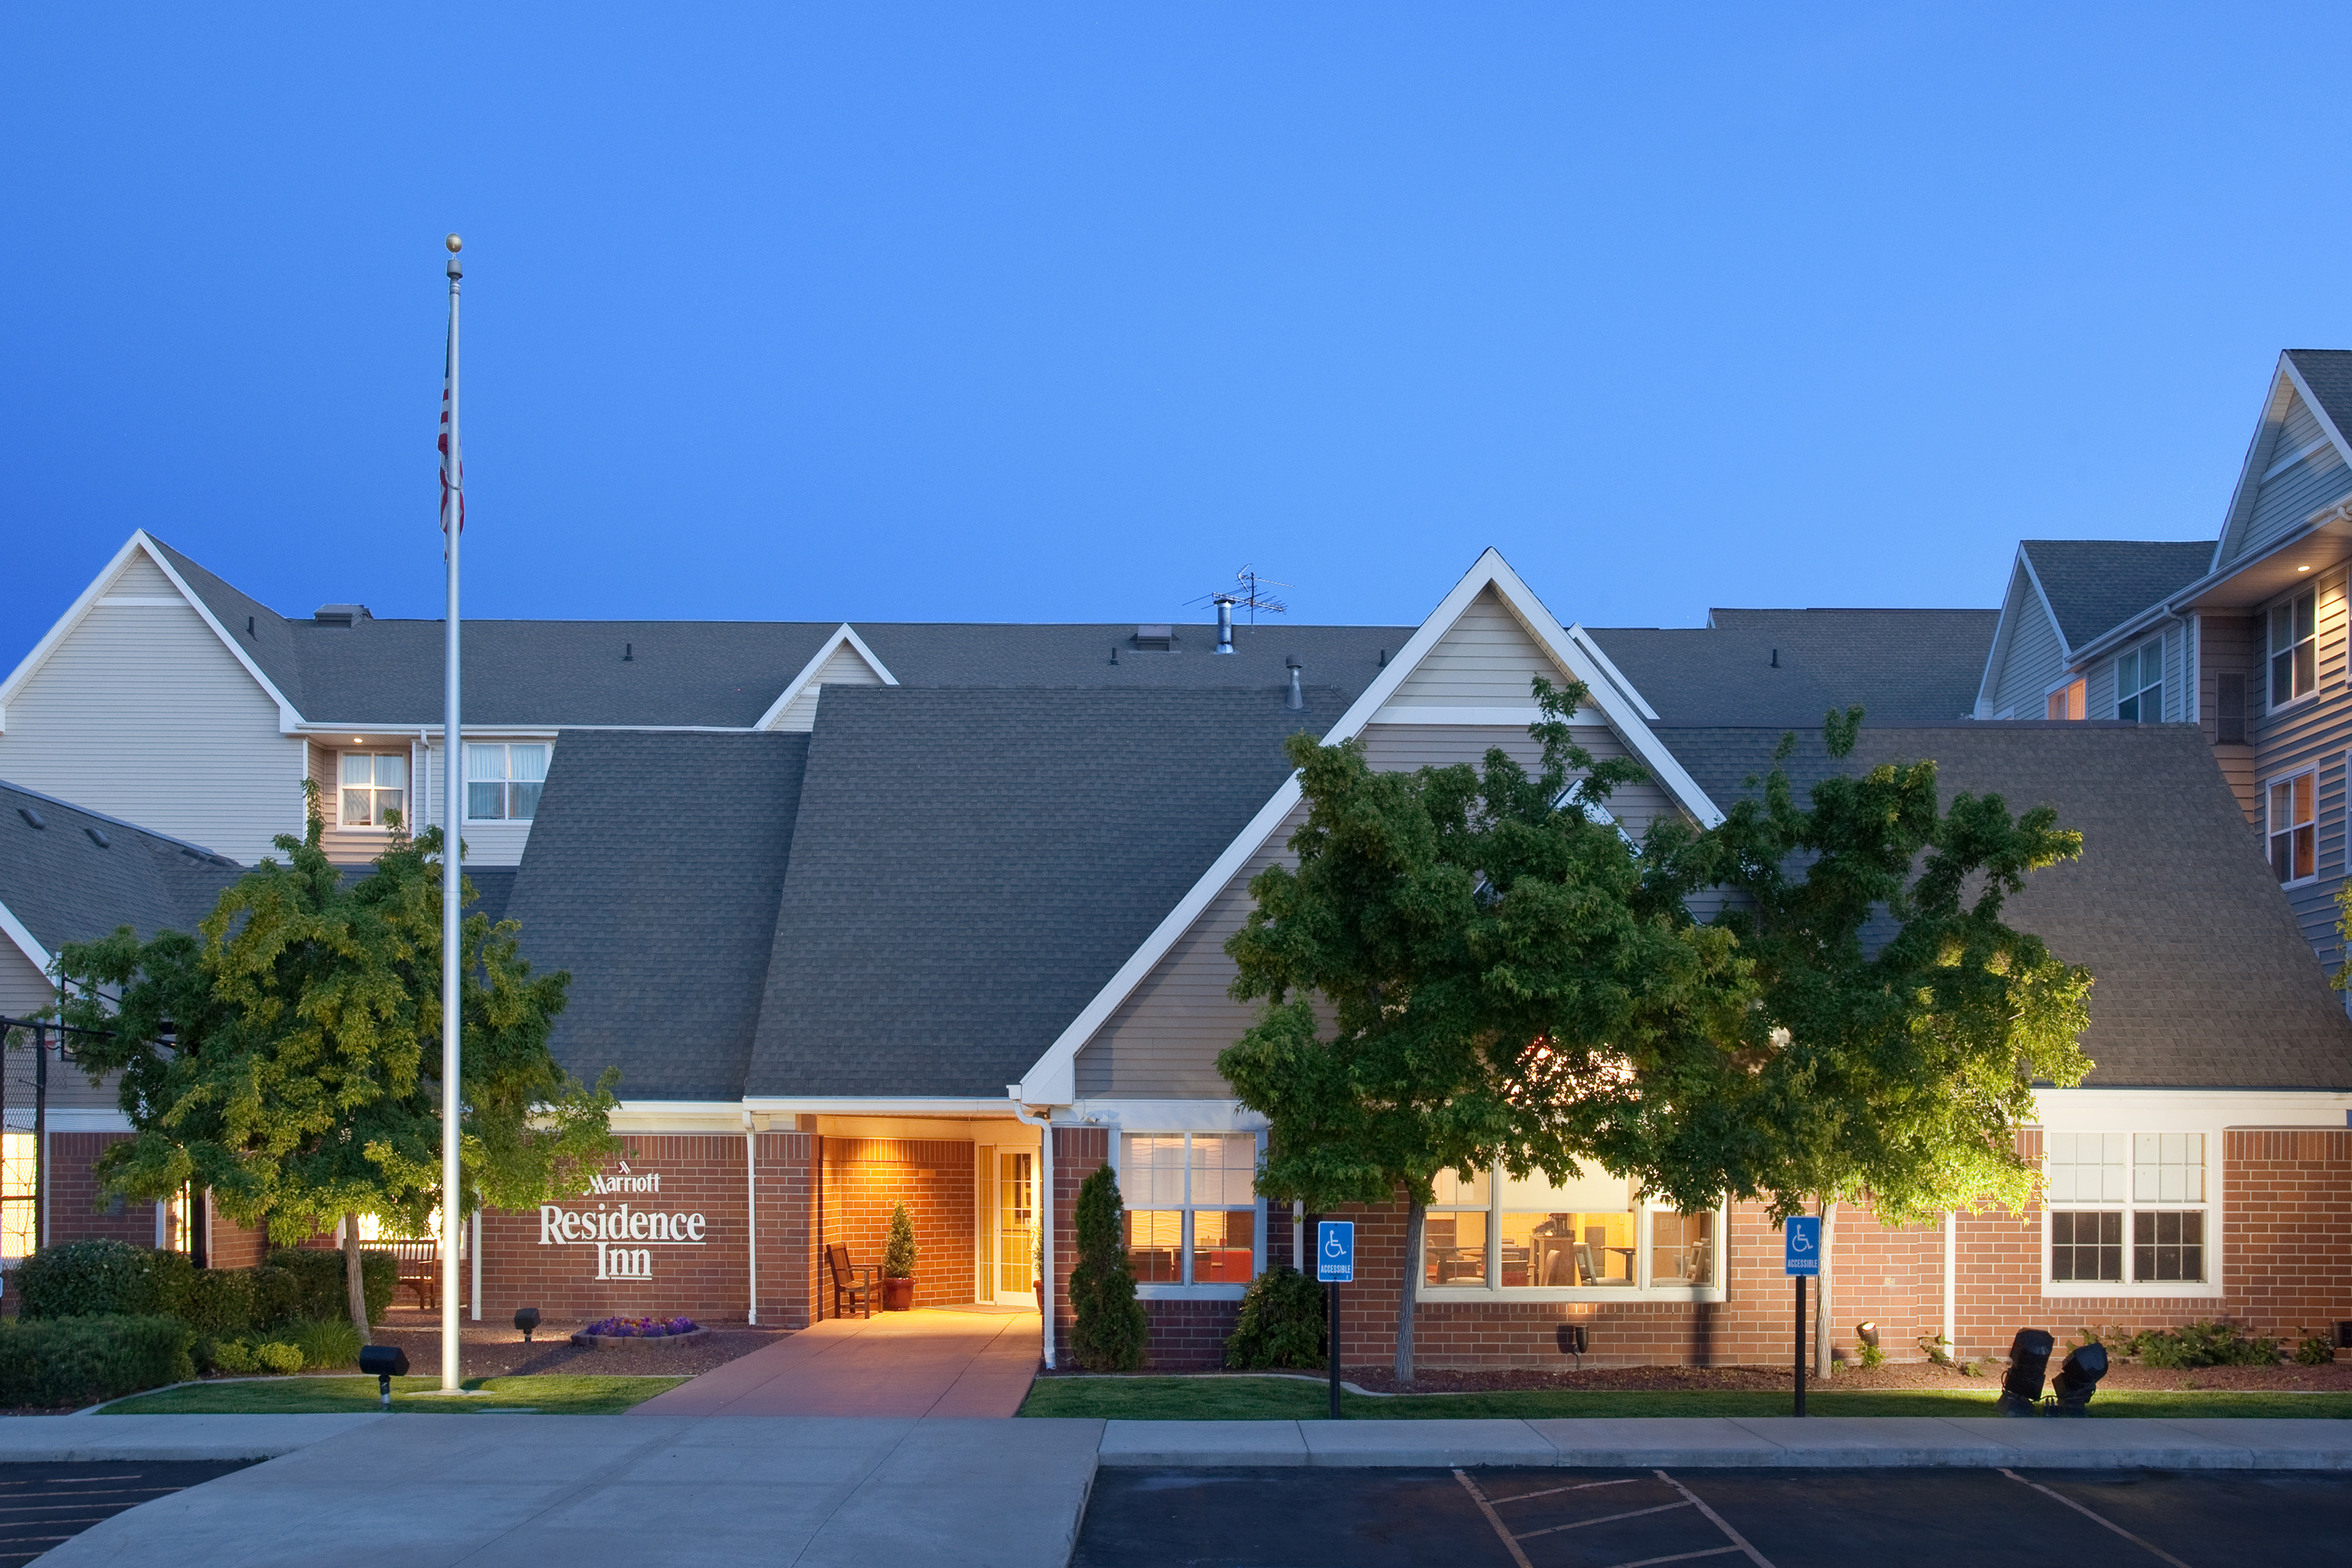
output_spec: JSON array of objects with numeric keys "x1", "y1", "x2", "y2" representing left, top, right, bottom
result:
[
  {"x1": 1016, "y1": 547, "x2": 1722, "y2": 1105},
  {"x1": 2279, "y1": 356, "x2": 2352, "y2": 468},
  {"x1": 0, "y1": 898, "x2": 53, "y2": 980},
  {"x1": 2213, "y1": 356, "x2": 2352, "y2": 569},
  {"x1": 751, "y1": 624, "x2": 899, "y2": 732},
  {"x1": 1974, "y1": 547, "x2": 2071, "y2": 716},
  {"x1": 0, "y1": 532, "x2": 302, "y2": 734}
]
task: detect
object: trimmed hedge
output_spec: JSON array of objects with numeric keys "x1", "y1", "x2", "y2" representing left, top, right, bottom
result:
[
  {"x1": 265, "y1": 1247, "x2": 395, "y2": 1327},
  {"x1": 13, "y1": 1240, "x2": 158, "y2": 1319},
  {"x1": 1225, "y1": 1263, "x2": 1326, "y2": 1370},
  {"x1": 0, "y1": 1315, "x2": 195, "y2": 1409}
]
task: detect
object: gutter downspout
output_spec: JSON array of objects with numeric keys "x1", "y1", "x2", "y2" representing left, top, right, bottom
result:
[
  {"x1": 1942, "y1": 1211, "x2": 1958, "y2": 1360},
  {"x1": 1011, "y1": 1099, "x2": 1055, "y2": 1369},
  {"x1": 742, "y1": 1110, "x2": 764, "y2": 1326}
]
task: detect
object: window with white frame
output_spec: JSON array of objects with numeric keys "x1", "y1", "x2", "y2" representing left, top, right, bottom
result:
[
  {"x1": 2046, "y1": 1131, "x2": 2209, "y2": 1286},
  {"x1": 2114, "y1": 640, "x2": 2162, "y2": 723},
  {"x1": 466, "y1": 743, "x2": 547, "y2": 822},
  {"x1": 1120, "y1": 1133, "x2": 1258, "y2": 1287},
  {"x1": 2045, "y1": 678, "x2": 2085, "y2": 721},
  {"x1": 2267, "y1": 769, "x2": 2316, "y2": 885},
  {"x1": 339, "y1": 753, "x2": 406, "y2": 829},
  {"x1": 2270, "y1": 587, "x2": 2317, "y2": 709},
  {"x1": 1422, "y1": 1163, "x2": 1719, "y2": 1294}
]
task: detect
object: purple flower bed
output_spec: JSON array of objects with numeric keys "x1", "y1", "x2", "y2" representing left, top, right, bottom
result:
[{"x1": 582, "y1": 1316, "x2": 699, "y2": 1338}]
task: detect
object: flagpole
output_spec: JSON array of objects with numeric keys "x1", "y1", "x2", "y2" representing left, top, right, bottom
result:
[{"x1": 439, "y1": 233, "x2": 465, "y2": 1394}]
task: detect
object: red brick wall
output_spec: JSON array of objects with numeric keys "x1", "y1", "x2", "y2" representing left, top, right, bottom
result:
[
  {"x1": 2225, "y1": 1128, "x2": 2352, "y2": 1339},
  {"x1": 474, "y1": 1132, "x2": 812, "y2": 1325},
  {"x1": 1051, "y1": 1127, "x2": 1108, "y2": 1357},
  {"x1": 42, "y1": 1134, "x2": 156, "y2": 1248},
  {"x1": 818, "y1": 1138, "x2": 974, "y2": 1312}
]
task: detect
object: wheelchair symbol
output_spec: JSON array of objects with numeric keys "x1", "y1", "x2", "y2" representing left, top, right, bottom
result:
[
  {"x1": 1789, "y1": 1229, "x2": 1813, "y2": 1253},
  {"x1": 1324, "y1": 1232, "x2": 1348, "y2": 1258}
]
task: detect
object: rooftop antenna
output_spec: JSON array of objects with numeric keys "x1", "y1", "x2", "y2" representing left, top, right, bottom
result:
[{"x1": 1186, "y1": 566, "x2": 1291, "y2": 626}]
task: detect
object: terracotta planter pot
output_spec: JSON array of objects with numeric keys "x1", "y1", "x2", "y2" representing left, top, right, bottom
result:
[{"x1": 881, "y1": 1276, "x2": 915, "y2": 1311}]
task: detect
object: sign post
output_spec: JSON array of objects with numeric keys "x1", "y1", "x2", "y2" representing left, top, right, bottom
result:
[
  {"x1": 1784, "y1": 1216, "x2": 1820, "y2": 1417},
  {"x1": 1316, "y1": 1220, "x2": 1354, "y2": 1421}
]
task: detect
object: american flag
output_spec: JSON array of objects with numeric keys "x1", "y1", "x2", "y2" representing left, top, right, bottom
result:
[{"x1": 439, "y1": 339, "x2": 464, "y2": 535}]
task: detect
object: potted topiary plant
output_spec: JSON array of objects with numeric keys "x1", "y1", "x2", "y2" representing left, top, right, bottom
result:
[{"x1": 880, "y1": 1201, "x2": 917, "y2": 1310}]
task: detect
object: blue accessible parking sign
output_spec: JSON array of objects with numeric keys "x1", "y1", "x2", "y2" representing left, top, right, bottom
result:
[
  {"x1": 1317, "y1": 1220, "x2": 1355, "y2": 1283},
  {"x1": 1784, "y1": 1216, "x2": 1820, "y2": 1276}
]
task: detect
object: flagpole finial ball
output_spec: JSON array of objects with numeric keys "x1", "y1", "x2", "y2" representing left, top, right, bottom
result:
[{"x1": 445, "y1": 234, "x2": 463, "y2": 253}]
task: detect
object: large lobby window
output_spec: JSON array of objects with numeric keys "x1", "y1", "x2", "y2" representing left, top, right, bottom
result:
[
  {"x1": 1120, "y1": 1133, "x2": 1259, "y2": 1289},
  {"x1": 1422, "y1": 1163, "x2": 1719, "y2": 1297}
]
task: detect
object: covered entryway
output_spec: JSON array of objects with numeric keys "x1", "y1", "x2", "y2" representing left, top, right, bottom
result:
[
  {"x1": 802, "y1": 1112, "x2": 1043, "y2": 1314},
  {"x1": 633, "y1": 1305, "x2": 1041, "y2": 1417}
]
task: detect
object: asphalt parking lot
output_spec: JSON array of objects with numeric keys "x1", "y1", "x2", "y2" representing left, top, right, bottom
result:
[
  {"x1": 1073, "y1": 1465, "x2": 2352, "y2": 1567},
  {"x1": 0, "y1": 1461, "x2": 256, "y2": 1565}
]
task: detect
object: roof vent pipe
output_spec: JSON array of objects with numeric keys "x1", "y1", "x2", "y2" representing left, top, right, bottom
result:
[
  {"x1": 1214, "y1": 596, "x2": 1236, "y2": 654},
  {"x1": 1285, "y1": 655, "x2": 1304, "y2": 710}
]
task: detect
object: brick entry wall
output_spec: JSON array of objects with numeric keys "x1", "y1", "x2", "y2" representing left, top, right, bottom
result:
[
  {"x1": 474, "y1": 1132, "x2": 813, "y2": 1325},
  {"x1": 818, "y1": 1138, "x2": 974, "y2": 1313}
]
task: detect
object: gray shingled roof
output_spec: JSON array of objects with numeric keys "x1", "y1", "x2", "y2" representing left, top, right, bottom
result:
[
  {"x1": 2286, "y1": 349, "x2": 2352, "y2": 444},
  {"x1": 744, "y1": 684, "x2": 1332, "y2": 1098},
  {"x1": 1655, "y1": 722, "x2": 2352, "y2": 1090},
  {"x1": 1585, "y1": 609, "x2": 1998, "y2": 727},
  {"x1": 148, "y1": 535, "x2": 1410, "y2": 727},
  {"x1": 2020, "y1": 540, "x2": 2214, "y2": 648},
  {"x1": 0, "y1": 781, "x2": 243, "y2": 958},
  {"x1": 501, "y1": 732, "x2": 813, "y2": 1101}
]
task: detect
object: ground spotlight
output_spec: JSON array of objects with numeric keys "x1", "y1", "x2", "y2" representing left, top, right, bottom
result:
[
  {"x1": 358, "y1": 1344, "x2": 410, "y2": 1410},
  {"x1": 1996, "y1": 1328, "x2": 2054, "y2": 1416},
  {"x1": 1855, "y1": 1321, "x2": 1878, "y2": 1349},
  {"x1": 515, "y1": 1306, "x2": 543, "y2": 1344},
  {"x1": 1555, "y1": 1322, "x2": 1588, "y2": 1370},
  {"x1": 2051, "y1": 1342, "x2": 2107, "y2": 1416}
]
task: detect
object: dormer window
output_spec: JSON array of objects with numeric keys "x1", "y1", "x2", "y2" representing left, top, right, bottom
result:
[
  {"x1": 2114, "y1": 640, "x2": 2162, "y2": 723},
  {"x1": 2045, "y1": 679, "x2": 2085, "y2": 721},
  {"x1": 466, "y1": 743, "x2": 547, "y2": 822},
  {"x1": 339, "y1": 753, "x2": 406, "y2": 829},
  {"x1": 2270, "y1": 587, "x2": 2317, "y2": 710}
]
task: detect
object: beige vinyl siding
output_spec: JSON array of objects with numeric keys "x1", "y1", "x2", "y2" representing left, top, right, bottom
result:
[
  {"x1": 1385, "y1": 588, "x2": 1567, "y2": 709},
  {"x1": 107, "y1": 556, "x2": 179, "y2": 598},
  {"x1": 2086, "y1": 653, "x2": 2118, "y2": 720},
  {"x1": 1987, "y1": 575, "x2": 2067, "y2": 718},
  {"x1": 1358, "y1": 724, "x2": 1680, "y2": 840},
  {"x1": 1074, "y1": 797, "x2": 1308, "y2": 1098},
  {"x1": 768, "y1": 643, "x2": 884, "y2": 732},
  {"x1": 2250, "y1": 566, "x2": 2351, "y2": 970},
  {"x1": 0, "y1": 593, "x2": 302, "y2": 866},
  {"x1": 2198, "y1": 614, "x2": 2259, "y2": 824},
  {"x1": 415, "y1": 739, "x2": 535, "y2": 867},
  {"x1": 2165, "y1": 619, "x2": 2187, "y2": 722},
  {"x1": 2280, "y1": 389, "x2": 2329, "y2": 456},
  {"x1": 2235, "y1": 441, "x2": 2352, "y2": 566},
  {"x1": 0, "y1": 932, "x2": 52, "y2": 1018},
  {"x1": 0, "y1": 942, "x2": 127, "y2": 1117}
]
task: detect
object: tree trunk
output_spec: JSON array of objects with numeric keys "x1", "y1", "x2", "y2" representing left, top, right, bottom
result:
[
  {"x1": 1813, "y1": 1199, "x2": 1839, "y2": 1381},
  {"x1": 342, "y1": 1214, "x2": 370, "y2": 1340},
  {"x1": 1394, "y1": 1197, "x2": 1425, "y2": 1388}
]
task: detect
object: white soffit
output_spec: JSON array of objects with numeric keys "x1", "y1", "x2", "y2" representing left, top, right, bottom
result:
[{"x1": 1015, "y1": 547, "x2": 1719, "y2": 1104}]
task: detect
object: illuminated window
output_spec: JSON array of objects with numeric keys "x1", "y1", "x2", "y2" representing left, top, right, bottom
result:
[
  {"x1": 2270, "y1": 589, "x2": 2318, "y2": 709},
  {"x1": 2045, "y1": 679, "x2": 2085, "y2": 721},
  {"x1": 1118, "y1": 1133, "x2": 1259, "y2": 1288},
  {"x1": 0, "y1": 1132, "x2": 34, "y2": 1266},
  {"x1": 339, "y1": 753, "x2": 406, "y2": 829},
  {"x1": 1423, "y1": 1162, "x2": 1719, "y2": 1295},
  {"x1": 2268, "y1": 770, "x2": 2317, "y2": 884}
]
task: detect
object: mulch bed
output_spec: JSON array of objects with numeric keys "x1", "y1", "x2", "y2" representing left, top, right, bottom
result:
[
  {"x1": 1339, "y1": 1358, "x2": 2352, "y2": 1395},
  {"x1": 364, "y1": 1311, "x2": 789, "y2": 1380}
]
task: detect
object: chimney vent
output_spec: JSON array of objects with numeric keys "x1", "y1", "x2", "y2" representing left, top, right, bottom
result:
[
  {"x1": 624, "y1": 642, "x2": 634, "y2": 662},
  {"x1": 1131, "y1": 624, "x2": 1174, "y2": 651},
  {"x1": 313, "y1": 604, "x2": 372, "y2": 626},
  {"x1": 1285, "y1": 655, "x2": 1304, "y2": 710},
  {"x1": 1213, "y1": 597, "x2": 1236, "y2": 655}
]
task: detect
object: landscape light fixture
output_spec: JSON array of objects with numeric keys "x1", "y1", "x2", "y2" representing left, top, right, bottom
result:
[
  {"x1": 1555, "y1": 1323, "x2": 1588, "y2": 1370},
  {"x1": 358, "y1": 1344, "x2": 410, "y2": 1409},
  {"x1": 2050, "y1": 1342, "x2": 2107, "y2": 1416},
  {"x1": 1855, "y1": 1321, "x2": 1879, "y2": 1350},
  {"x1": 515, "y1": 1307, "x2": 543, "y2": 1344},
  {"x1": 1996, "y1": 1327, "x2": 2055, "y2": 1417}
]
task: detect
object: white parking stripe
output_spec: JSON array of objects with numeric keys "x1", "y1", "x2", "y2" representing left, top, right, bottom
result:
[
  {"x1": 1595, "y1": 1548, "x2": 1744, "y2": 1568},
  {"x1": 1490, "y1": 1477, "x2": 1644, "y2": 1505},
  {"x1": 1653, "y1": 1472, "x2": 1778, "y2": 1568},
  {"x1": 1452, "y1": 1470, "x2": 1537, "y2": 1568},
  {"x1": 1514, "y1": 1500, "x2": 1693, "y2": 1541},
  {"x1": 1998, "y1": 1468, "x2": 2197, "y2": 1568}
]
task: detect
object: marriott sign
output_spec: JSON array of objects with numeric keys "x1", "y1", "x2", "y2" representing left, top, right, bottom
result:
[{"x1": 539, "y1": 1166, "x2": 707, "y2": 1281}]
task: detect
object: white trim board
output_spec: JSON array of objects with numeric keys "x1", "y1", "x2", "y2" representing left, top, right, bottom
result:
[
  {"x1": 1015, "y1": 547, "x2": 1724, "y2": 1105},
  {"x1": 752, "y1": 624, "x2": 898, "y2": 731},
  {"x1": 0, "y1": 899, "x2": 53, "y2": 977}
]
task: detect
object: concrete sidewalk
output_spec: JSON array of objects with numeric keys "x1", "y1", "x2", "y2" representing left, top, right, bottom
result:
[
  {"x1": 1097, "y1": 1414, "x2": 2352, "y2": 1470},
  {"x1": 630, "y1": 1307, "x2": 1042, "y2": 1418}
]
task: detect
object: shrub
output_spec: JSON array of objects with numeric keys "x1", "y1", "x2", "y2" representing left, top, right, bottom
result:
[
  {"x1": 165, "y1": 1267, "x2": 256, "y2": 1341},
  {"x1": 292, "y1": 1316, "x2": 365, "y2": 1370},
  {"x1": 1068, "y1": 1165, "x2": 1148, "y2": 1371},
  {"x1": 2295, "y1": 1330, "x2": 2336, "y2": 1367},
  {"x1": 2117, "y1": 1319, "x2": 2279, "y2": 1369},
  {"x1": 13, "y1": 1240, "x2": 159, "y2": 1319},
  {"x1": 264, "y1": 1248, "x2": 395, "y2": 1326},
  {"x1": 210, "y1": 1339, "x2": 259, "y2": 1374},
  {"x1": 1225, "y1": 1264, "x2": 1324, "y2": 1370},
  {"x1": 249, "y1": 1266, "x2": 307, "y2": 1331},
  {"x1": 254, "y1": 1341, "x2": 306, "y2": 1374},
  {"x1": 1857, "y1": 1341, "x2": 1886, "y2": 1370},
  {"x1": 0, "y1": 1316, "x2": 194, "y2": 1407},
  {"x1": 883, "y1": 1201, "x2": 918, "y2": 1279}
]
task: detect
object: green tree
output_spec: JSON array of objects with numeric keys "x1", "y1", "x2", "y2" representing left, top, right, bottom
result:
[
  {"x1": 1067, "y1": 1164, "x2": 1148, "y2": 1370},
  {"x1": 47, "y1": 787, "x2": 619, "y2": 1335},
  {"x1": 1217, "y1": 678, "x2": 1753, "y2": 1384},
  {"x1": 1621, "y1": 709, "x2": 2095, "y2": 1375}
]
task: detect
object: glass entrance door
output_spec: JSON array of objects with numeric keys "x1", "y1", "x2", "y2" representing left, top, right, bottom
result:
[{"x1": 995, "y1": 1151, "x2": 1036, "y2": 1305}]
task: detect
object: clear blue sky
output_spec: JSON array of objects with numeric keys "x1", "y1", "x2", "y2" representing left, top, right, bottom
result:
[{"x1": 6, "y1": 3, "x2": 2348, "y2": 666}]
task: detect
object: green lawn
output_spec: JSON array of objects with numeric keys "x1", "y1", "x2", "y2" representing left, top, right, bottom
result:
[
  {"x1": 102, "y1": 1374, "x2": 686, "y2": 1416},
  {"x1": 1017, "y1": 1376, "x2": 2352, "y2": 1421}
]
